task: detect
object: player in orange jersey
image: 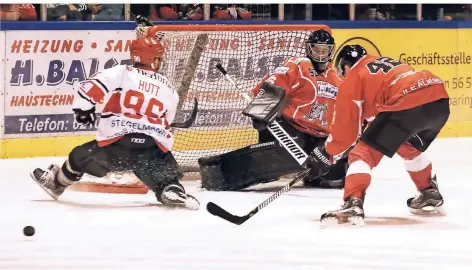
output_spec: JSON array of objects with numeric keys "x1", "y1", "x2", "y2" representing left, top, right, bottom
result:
[
  {"x1": 306, "y1": 45, "x2": 450, "y2": 226},
  {"x1": 199, "y1": 29, "x2": 347, "y2": 191}
]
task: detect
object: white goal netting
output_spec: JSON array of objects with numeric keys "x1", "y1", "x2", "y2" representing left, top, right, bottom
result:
[{"x1": 159, "y1": 27, "x2": 326, "y2": 172}]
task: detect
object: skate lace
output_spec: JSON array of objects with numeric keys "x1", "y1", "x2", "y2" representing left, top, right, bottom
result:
[{"x1": 39, "y1": 172, "x2": 53, "y2": 185}]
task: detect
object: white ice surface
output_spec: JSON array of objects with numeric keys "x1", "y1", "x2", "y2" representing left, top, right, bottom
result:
[{"x1": 1, "y1": 138, "x2": 472, "y2": 270}]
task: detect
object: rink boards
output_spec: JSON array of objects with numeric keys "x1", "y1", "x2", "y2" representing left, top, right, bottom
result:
[{"x1": 0, "y1": 21, "x2": 471, "y2": 158}]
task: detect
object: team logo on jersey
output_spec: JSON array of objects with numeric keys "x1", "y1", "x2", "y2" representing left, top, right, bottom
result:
[
  {"x1": 303, "y1": 101, "x2": 328, "y2": 126},
  {"x1": 308, "y1": 68, "x2": 317, "y2": 77},
  {"x1": 317, "y1": 81, "x2": 338, "y2": 100}
]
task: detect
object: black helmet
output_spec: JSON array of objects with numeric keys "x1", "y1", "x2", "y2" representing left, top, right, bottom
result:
[
  {"x1": 334, "y1": 45, "x2": 367, "y2": 77},
  {"x1": 306, "y1": 29, "x2": 335, "y2": 64}
]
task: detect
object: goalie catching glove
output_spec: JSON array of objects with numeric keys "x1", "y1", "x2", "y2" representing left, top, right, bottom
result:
[{"x1": 242, "y1": 82, "x2": 286, "y2": 129}]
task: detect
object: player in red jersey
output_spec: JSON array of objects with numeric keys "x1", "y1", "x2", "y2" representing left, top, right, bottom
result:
[{"x1": 306, "y1": 45, "x2": 450, "y2": 226}]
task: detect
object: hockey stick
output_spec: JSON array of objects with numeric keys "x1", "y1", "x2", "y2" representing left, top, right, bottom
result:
[
  {"x1": 170, "y1": 98, "x2": 198, "y2": 128},
  {"x1": 207, "y1": 168, "x2": 310, "y2": 225},
  {"x1": 206, "y1": 64, "x2": 311, "y2": 225}
]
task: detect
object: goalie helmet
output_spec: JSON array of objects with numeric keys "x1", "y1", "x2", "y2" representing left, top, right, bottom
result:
[
  {"x1": 305, "y1": 29, "x2": 335, "y2": 73},
  {"x1": 130, "y1": 37, "x2": 165, "y2": 71},
  {"x1": 334, "y1": 44, "x2": 367, "y2": 78}
]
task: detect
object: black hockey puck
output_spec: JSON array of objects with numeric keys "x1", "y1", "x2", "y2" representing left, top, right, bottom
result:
[{"x1": 23, "y1": 226, "x2": 35, "y2": 236}]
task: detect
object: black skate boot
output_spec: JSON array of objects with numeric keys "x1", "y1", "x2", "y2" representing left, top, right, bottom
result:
[
  {"x1": 30, "y1": 164, "x2": 67, "y2": 200},
  {"x1": 158, "y1": 183, "x2": 200, "y2": 210},
  {"x1": 407, "y1": 175, "x2": 446, "y2": 215},
  {"x1": 320, "y1": 196, "x2": 365, "y2": 227}
]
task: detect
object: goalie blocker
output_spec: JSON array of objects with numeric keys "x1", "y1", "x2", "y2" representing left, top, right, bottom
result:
[{"x1": 199, "y1": 82, "x2": 347, "y2": 191}]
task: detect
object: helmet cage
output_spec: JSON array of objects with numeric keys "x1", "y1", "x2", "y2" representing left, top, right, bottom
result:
[{"x1": 306, "y1": 42, "x2": 335, "y2": 63}]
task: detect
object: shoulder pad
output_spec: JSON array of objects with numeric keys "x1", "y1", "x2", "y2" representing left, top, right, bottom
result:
[
  {"x1": 274, "y1": 66, "x2": 290, "y2": 75},
  {"x1": 288, "y1": 57, "x2": 312, "y2": 65}
]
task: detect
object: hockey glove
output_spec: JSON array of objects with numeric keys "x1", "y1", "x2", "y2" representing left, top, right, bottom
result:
[
  {"x1": 306, "y1": 145, "x2": 332, "y2": 178},
  {"x1": 243, "y1": 82, "x2": 286, "y2": 126},
  {"x1": 73, "y1": 107, "x2": 97, "y2": 125}
]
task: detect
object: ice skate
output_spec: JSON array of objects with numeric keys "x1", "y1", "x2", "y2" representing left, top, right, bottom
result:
[
  {"x1": 30, "y1": 164, "x2": 67, "y2": 200},
  {"x1": 407, "y1": 175, "x2": 446, "y2": 216},
  {"x1": 159, "y1": 184, "x2": 200, "y2": 210},
  {"x1": 320, "y1": 196, "x2": 365, "y2": 228}
]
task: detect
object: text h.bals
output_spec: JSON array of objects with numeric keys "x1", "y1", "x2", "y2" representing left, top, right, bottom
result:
[{"x1": 9, "y1": 58, "x2": 132, "y2": 87}]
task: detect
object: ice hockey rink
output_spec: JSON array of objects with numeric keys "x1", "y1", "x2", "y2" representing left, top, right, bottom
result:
[{"x1": 1, "y1": 138, "x2": 471, "y2": 270}]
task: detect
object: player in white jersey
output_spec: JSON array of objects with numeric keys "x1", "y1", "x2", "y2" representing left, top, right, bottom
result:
[{"x1": 30, "y1": 37, "x2": 200, "y2": 210}]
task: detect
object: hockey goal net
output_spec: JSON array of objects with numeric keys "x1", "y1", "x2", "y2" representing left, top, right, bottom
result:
[{"x1": 71, "y1": 24, "x2": 329, "y2": 194}]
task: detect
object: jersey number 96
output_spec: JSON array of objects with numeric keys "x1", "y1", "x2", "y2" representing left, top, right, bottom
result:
[{"x1": 102, "y1": 90, "x2": 168, "y2": 126}]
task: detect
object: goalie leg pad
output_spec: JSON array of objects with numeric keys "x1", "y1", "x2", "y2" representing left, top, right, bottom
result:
[{"x1": 199, "y1": 141, "x2": 304, "y2": 191}]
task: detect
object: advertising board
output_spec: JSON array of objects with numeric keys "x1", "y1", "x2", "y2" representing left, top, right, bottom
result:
[{"x1": 0, "y1": 22, "x2": 471, "y2": 158}]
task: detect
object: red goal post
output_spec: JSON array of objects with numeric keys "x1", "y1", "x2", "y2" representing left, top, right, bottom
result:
[{"x1": 70, "y1": 24, "x2": 330, "y2": 194}]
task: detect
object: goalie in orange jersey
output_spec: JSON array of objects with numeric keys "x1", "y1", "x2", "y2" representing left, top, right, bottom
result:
[{"x1": 199, "y1": 29, "x2": 348, "y2": 191}]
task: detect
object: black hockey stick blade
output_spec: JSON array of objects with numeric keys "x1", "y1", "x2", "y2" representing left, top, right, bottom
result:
[
  {"x1": 171, "y1": 98, "x2": 198, "y2": 128},
  {"x1": 207, "y1": 202, "x2": 250, "y2": 225},
  {"x1": 207, "y1": 168, "x2": 311, "y2": 225}
]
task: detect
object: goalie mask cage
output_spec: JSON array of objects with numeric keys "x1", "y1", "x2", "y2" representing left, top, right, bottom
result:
[{"x1": 71, "y1": 24, "x2": 330, "y2": 194}]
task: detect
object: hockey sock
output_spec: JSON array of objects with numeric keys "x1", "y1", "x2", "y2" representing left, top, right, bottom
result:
[
  {"x1": 403, "y1": 153, "x2": 432, "y2": 190},
  {"x1": 343, "y1": 173, "x2": 371, "y2": 200},
  {"x1": 407, "y1": 164, "x2": 433, "y2": 190},
  {"x1": 56, "y1": 160, "x2": 84, "y2": 187},
  {"x1": 343, "y1": 160, "x2": 372, "y2": 200}
]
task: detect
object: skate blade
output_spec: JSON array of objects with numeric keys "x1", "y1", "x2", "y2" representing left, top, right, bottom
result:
[
  {"x1": 30, "y1": 172, "x2": 59, "y2": 200},
  {"x1": 162, "y1": 192, "x2": 200, "y2": 210},
  {"x1": 319, "y1": 217, "x2": 339, "y2": 228},
  {"x1": 409, "y1": 205, "x2": 446, "y2": 216},
  {"x1": 320, "y1": 216, "x2": 365, "y2": 228},
  {"x1": 348, "y1": 216, "x2": 366, "y2": 226}
]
